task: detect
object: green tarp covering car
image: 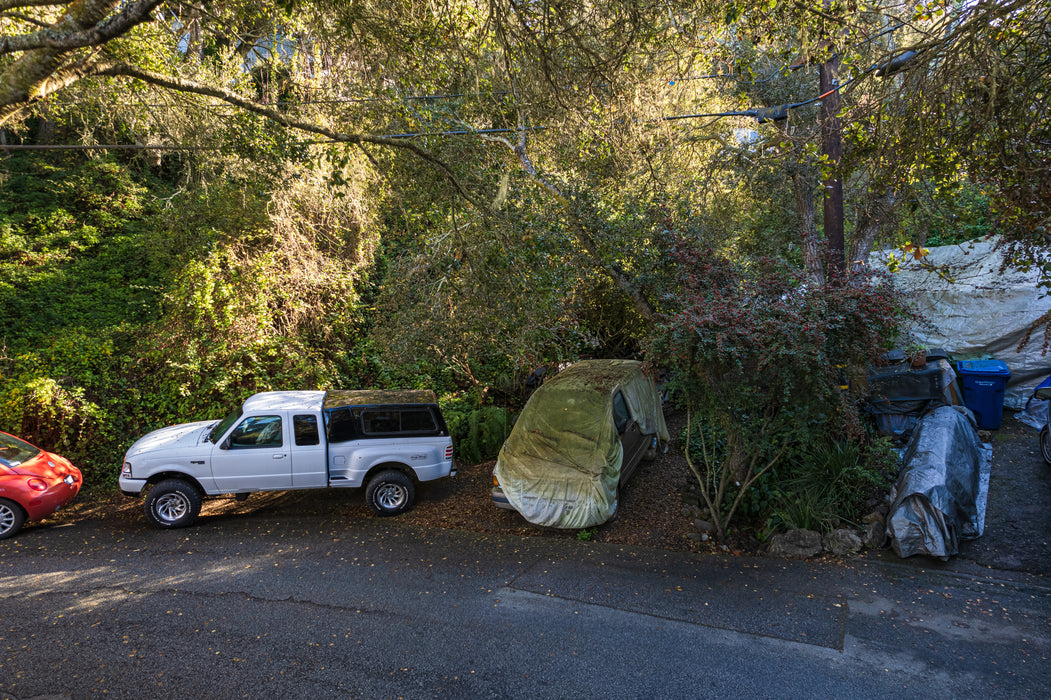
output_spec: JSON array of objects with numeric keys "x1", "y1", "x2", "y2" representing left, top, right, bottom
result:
[{"x1": 492, "y1": 359, "x2": 669, "y2": 528}]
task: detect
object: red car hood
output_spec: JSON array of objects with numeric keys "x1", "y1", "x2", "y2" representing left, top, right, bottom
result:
[{"x1": 10, "y1": 450, "x2": 77, "y2": 480}]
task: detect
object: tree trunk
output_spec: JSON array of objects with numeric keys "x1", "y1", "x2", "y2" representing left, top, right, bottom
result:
[
  {"x1": 819, "y1": 54, "x2": 845, "y2": 276},
  {"x1": 849, "y1": 190, "x2": 896, "y2": 267},
  {"x1": 793, "y1": 171, "x2": 826, "y2": 286}
]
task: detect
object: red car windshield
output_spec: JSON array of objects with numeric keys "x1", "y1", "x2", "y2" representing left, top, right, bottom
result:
[{"x1": 0, "y1": 433, "x2": 42, "y2": 468}]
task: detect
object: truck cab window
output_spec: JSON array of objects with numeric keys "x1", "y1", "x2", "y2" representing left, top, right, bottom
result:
[
  {"x1": 229, "y1": 416, "x2": 283, "y2": 448},
  {"x1": 294, "y1": 415, "x2": 320, "y2": 446}
]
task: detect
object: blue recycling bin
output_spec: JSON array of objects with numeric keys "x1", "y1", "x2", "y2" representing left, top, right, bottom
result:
[{"x1": 956, "y1": 360, "x2": 1011, "y2": 429}]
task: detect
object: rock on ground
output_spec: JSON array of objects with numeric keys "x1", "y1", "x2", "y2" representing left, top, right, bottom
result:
[{"x1": 767, "y1": 529, "x2": 823, "y2": 558}]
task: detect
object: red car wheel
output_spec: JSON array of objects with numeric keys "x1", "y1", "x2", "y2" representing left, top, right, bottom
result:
[{"x1": 0, "y1": 498, "x2": 26, "y2": 540}]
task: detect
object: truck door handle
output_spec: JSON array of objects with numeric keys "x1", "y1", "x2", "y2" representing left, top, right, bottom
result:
[{"x1": 273, "y1": 454, "x2": 287, "y2": 460}]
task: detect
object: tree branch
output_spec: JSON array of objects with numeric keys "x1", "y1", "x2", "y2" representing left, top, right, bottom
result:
[
  {"x1": 0, "y1": 0, "x2": 161, "y2": 56},
  {"x1": 0, "y1": 0, "x2": 66, "y2": 11},
  {"x1": 89, "y1": 61, "x2": 491, "y2": 214},
  {"x1": 0, "y1": 0, "x2": 119, "y2": 124}
]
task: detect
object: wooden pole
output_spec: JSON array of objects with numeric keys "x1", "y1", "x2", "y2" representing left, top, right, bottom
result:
[{"x1": 819, "y1": 53, "x2": 845, "y2": 276}]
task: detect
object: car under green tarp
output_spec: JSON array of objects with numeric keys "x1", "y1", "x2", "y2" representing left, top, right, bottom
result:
[{"x1": 493, "y1": 360, "x2": 669, "y2": 528}]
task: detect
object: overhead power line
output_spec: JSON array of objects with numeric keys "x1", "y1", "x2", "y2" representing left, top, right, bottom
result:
[{"x1": 0, "y1": 126, "x2": 547, "y2": 151}]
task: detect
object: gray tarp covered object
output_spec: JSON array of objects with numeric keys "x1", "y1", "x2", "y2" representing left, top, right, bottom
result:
[
  {"x1": 493, "y1": 360, "x2": 669, "y2": 529},
  {"x1": 887, "y1": 405, "x2": 992, "y2": 559},
  {"x1": 871, "y1": 236, "x2": 1051, "y2": 409}
]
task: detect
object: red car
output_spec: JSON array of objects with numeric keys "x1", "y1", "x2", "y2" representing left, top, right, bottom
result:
[{"x1": 0, "y1": 431, "x2": 82, "y2": 539}]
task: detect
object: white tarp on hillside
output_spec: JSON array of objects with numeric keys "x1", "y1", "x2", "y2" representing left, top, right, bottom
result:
[{"x1": 871, "y1": 237, "x2": 1051, "y2": 409}]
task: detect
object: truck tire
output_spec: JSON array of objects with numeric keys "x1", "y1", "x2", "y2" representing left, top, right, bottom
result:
[
  {"x1": 144, "y1": 479, "x2": 202, "y2": 529},
  {"x1": 365, "y1": 470, "x2": 415, "y2": 516},
  {"x1": 1042, "y1": 425, "x2": 1051, "y2": 466},
  {"x1": 0, "y1": 498, "x2": 26, "y2": 540}
]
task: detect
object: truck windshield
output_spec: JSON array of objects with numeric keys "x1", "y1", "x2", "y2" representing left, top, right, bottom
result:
[{"x1": 208, "y1": 407, "x2": 242, "y2": 444}]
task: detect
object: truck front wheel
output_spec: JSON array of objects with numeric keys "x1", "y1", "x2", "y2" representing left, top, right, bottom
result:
[
  {"x1": 366, "y1": 470, "x2": 415, "y2": 516},
  {"x1": 144, "y1": 479, "x2": 202, "y2": 529}
]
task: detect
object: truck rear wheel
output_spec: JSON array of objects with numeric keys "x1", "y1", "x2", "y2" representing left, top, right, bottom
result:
[
  {"x1": 144, "y1": 479, "x2": 202, "y2": 529},
  {"x1": 365, "y1": 470, "x2": 414, "y2": 516}
]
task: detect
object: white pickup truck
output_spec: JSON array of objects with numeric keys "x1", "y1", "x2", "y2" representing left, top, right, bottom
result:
[{"x1": 119, "y1": 390, "x2": 455, "y2": 528}]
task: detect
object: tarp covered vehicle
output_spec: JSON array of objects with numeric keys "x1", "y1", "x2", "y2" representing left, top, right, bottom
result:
[
  {"x1": 492, "y1": 359, "x2": 669, "y2": 528},
  {"x1": 886, "y1": 405, "x2": 991, "y2": 559}
]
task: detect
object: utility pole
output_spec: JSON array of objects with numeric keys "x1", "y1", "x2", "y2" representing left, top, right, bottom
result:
[
  {"x1": 819, "y1": 13, "x2": 845, "y2": 276},
  {"x1": 819, "y1": 53, "x2": 845, "y2": 275}
]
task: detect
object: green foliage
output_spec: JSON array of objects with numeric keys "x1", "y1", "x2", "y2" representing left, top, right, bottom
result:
[
  {"x1": 442, "y1": 400, "x2": 513, "y2": 464},
  {"x1": 896, "y1": 181, "x2": 992, "y2": 248},
  {"x1": 679, "y1": 417, "x2": 779, "y2": 524},
  {"x1": 0, "y1": 152, "x2": 380, "y2": 489},
  {"x1": 368, "y1": 203, "x2": 596, "y2": 392},
  {"x1": 765, "y1": 439, "x2": 897, "y2": 536},
  {"x1": 765, "y1": 492, "x2": 829, "y2": 534},
  {"x1": 792, "y1": 441, "x2": 894, "y2": 519},
  {"x1": 577, "y1": 528, "x2": 596, "y2": 542},
  {"x1": 4, "y1": 0, "x2": 1032, "y2": 517},
  {"x1": 0, "y1": 154, "x2": 170, "y2": 347},
  {"x1": 0, "y1": 343, "x2": 109, "y2": 464},
  {"x1": 0, "y1": 154, "x2": 177, "y2": 484},
  {"x1": 653, "y1": 233, "x2": 909, "y2": 541}
]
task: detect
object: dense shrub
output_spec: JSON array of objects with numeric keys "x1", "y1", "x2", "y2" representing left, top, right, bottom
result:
[
  {"x1": 653, "y1": 235, "x2": 909, "y2": 542},
  {"x1": 765, "y1": 438, "x2": 898, "y2": 536},
  {"x1": 0, "y1": 154, "x2": 378, "y2": 488},
  {"x1": 442, "y1": 400, "x2": 514, "y2": 464}
]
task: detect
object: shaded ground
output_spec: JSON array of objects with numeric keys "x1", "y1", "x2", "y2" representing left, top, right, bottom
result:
[{"x1": 41, "y1": 414, "x2": 1051, "y2": 573}]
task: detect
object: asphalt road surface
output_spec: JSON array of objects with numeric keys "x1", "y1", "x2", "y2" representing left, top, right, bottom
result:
[{"x1": 1, "y1": 505, "x2": 1048, "y2": 699}]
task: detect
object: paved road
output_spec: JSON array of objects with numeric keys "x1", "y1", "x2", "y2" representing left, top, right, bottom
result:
[{"x1": 1, "y1": 508, "x2": 1048, "y2": 699}]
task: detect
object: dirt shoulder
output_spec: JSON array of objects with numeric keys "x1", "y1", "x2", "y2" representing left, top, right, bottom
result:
[{"x1": 66, "y1": 440, "x2": 696, "y2": 552}]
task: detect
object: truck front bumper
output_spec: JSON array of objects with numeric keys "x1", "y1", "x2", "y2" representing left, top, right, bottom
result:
[{"x1": 118, "y1": 476, "x2": 147, "y2": 497}]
